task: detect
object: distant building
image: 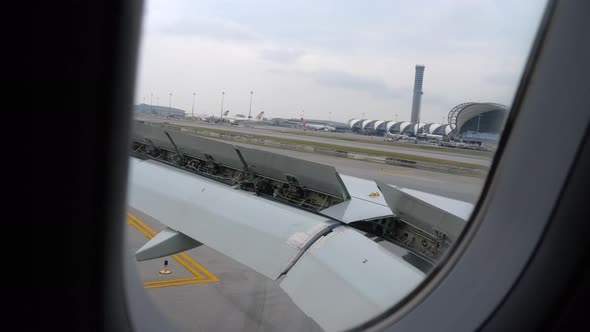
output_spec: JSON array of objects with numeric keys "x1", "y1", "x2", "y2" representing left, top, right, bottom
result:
[
  {"x1": 349, "y1": 118, "x2": 447, "y2": 136},
  {"x1": 348, "y1": 102, "x2": 508, "y2": 142},
  {"x1": 134, "y1": 103, "x2": 186, "y2": 118},
  {"x1": 447, "y1": 102, "x2": 508, "y2": 142},
  {"x1": 410, "y1": 65, "x2": 425, "y2": 123}
]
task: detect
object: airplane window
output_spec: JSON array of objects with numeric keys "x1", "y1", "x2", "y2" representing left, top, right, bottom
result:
[{"x1": 126, "y1": 1, "x2": 547, "y2": 330}]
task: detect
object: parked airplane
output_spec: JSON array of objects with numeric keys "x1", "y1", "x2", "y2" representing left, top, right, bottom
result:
[
  {"x1": 186, "y1": 114, "x2": 211, "y2": 122},
  {"x1": 205, "y1": 110, "x2": 230, "y2": 123},
  {"x1": 219, "y1": 111, "x2": 265, "y2": 125},
  {"x1": 300, "y1": 117, "x2": 336, "y2": 131}
]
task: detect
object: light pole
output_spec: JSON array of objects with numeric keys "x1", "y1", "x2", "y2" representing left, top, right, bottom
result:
[
  {"x1": 248, "y1": 91, "x2": 253, "y2": 119},
  {"x1": 220, "y1": 92, "x2": 225, "y2": 118},
  {"x1": 150, "y1": 92, "x2": 153, "y2": 111},
  {"x1": 395, "y1": 114, "x2": 398, "y2": 121},
  {"x1": 191, "y1": 92, "x2": 196, "y2": 119},
  {"x1": 169, "y1": 93, "x2": 172, "y2": 115},
  {"x1": 362, "y1": 112, "x2": 365, "y2": 119},
  {"x1": 477, "y1": 114, "x2": 481, "y2": 132}
]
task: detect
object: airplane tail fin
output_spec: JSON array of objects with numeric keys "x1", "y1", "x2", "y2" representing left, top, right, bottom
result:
[
  {"x1": 301, "y1": 117, "x2": 307, "y2": 125},
  {"x1": 255, "y1": 111, "x2": 264, "y2": 120},
  {"x1": 223, "y1": 110, "x2": 230, "y2": 116}
]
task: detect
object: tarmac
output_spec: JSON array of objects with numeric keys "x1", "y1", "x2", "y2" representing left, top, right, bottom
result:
[{"x1": 126, "y1": 207, "x2": 323, "y2": 332}]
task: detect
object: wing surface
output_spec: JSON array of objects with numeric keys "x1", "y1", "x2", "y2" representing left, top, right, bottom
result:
[{"x1": 127, "y1": 121, "x2": 477, "y2": 331}]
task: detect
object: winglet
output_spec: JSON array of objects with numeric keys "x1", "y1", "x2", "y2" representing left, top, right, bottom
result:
[{"x1": 136, "y1": 227, "x2": 202, "y2": 261}]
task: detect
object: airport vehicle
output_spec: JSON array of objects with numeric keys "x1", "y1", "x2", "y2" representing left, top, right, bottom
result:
[
  {"x1": 29, "y1": 1, "x2": 590, "y2": 332},
  {"x1": 438, "y1": 140, "x2": 482, "y2": 150},
  {"x1": 417, "y1": 133, "x2": 444, "y2": 141},
  {"x1": 384, "y1": 133, "x2": 415, "y2": 142}
]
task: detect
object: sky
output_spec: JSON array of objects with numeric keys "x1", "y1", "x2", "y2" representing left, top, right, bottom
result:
[{"x1": 134, "y1": 0, "x2": 547, "y2": 124}]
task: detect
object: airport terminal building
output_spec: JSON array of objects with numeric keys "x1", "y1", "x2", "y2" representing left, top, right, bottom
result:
[
  {"x1": 349, "y1": 102, "x2": 508, "y2": 143},
  {"x1": 134, "y1": 103, "x2": 186, "y2": 118}
]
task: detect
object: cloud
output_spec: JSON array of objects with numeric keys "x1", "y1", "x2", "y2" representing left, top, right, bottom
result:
[
  {"x1": 484, "y1": 72, "x2": 521, "y2": 88},
  {"x1": 259, "y1": 48, "x2": 305, "y2": 64},
  {"x1": 137, "y1": 0, "x2": 545, "y2": 122},
  {"x1": 310, "y1": 70, "x2": 403, "y2": 100},
  {"x1": 157, "y1": 17, "x2": 259, "y2": 41}
]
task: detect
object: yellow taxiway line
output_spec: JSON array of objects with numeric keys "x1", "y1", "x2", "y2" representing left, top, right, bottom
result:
[
  {"x1": 127, "y1": 212, "x2": 218, "y2": 288},
  {"x1": 144, "y1": 278, "x2": 218, "y2": 289}
]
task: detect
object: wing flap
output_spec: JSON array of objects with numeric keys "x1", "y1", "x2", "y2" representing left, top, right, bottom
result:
[
  {"x1": 320, "y1": 197, "x2": 393, "y2": 223},
  {"x1": 237, "y1": 146, "x2": 350, "y2": 200},
  {"x1": 320, "y1": 174, "x2": 393, "y2": 223},
  {"x1": 376, "y1": 182, "x2": 467, "y2": 242},
  {"x1": 280, "y1": 227, "x2": 424, "y2": 332}
]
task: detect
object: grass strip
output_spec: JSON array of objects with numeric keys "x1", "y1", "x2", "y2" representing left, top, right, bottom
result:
[{"x1": 163, "y1": 124, "x2": 489, "y2": 171}]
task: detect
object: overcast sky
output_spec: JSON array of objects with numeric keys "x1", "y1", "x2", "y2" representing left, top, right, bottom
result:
[{"x1": 134, "y1": 0, "x2": 546, "y2": 123}]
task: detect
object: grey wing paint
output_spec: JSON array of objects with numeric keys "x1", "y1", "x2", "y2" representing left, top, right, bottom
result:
[{"x1": 127, "y1": 121, "x2": 472, "y2": 331}]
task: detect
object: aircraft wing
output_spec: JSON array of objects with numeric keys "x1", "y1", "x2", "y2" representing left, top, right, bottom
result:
[{"x1": 127, "y1": 121, "x2": 472, "y2": 331}]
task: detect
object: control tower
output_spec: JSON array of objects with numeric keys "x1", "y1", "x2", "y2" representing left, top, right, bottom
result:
[{"x1": 410, "y1": 65, "x2": 425, "y2": 123}]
